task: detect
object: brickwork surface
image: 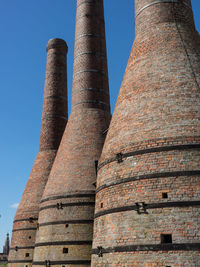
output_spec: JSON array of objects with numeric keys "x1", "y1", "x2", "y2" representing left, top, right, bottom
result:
[
  {"x1": 33, "y1": 0, "x2": 111, "y2": 266},
  {"x1": 8, "y1": 39, "x2": 68, "y2": 267},
  {"x1": 92, "y1": 0, "x2": 200, "y2": 266}
]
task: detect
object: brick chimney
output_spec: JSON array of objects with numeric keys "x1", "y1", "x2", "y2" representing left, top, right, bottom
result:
[
  {"x1": 92, "y1": 0, "x2": 200, "y2": 266},
  {"x1": 8, "y1": 38, "x2": 68, "y2": 267},
  {"x1": 33, "y1": 0, "x2": 111, "y2": 266},
  {"x1": 3, "y1": 233, "x2": 10, "y2": 256}
]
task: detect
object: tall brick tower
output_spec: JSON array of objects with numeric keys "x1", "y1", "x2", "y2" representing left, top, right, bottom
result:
[
  {"x1": 92, "y1": 0, "x2": 200, "y2": 266},
  {"x1": 3, "y1": 233, "x2": 10, "y2": 256},
  {"x1": 8, "y1": 38, "x2": 68, "y2": 267},
  {"x1": 33, "y1": 0, "x2": 110, "y2": 266}
]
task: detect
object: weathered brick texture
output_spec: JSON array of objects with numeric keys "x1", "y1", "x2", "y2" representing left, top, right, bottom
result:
[
  {"x1": 8, "y1": 38, "x2": 68, "y2": 267},
  {"x1": 92, "y1": 0, "x2": 200, "y2": 266},
  {"x1": 33, "y1": 0, "x2": 111, "y2": 266}
]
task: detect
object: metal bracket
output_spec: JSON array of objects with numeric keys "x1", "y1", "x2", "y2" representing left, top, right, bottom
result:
[
  {"x1": 116, "y1": 153, "x2": 123, "y2": 163},
  {"x1": 15, "y1": 246, "x2": 18, "y2": 251},
  {"x1": 97, "y1": 246, "x2": 103, "y2": 257},
  {"x1": 57, "y1": 202, "x2": 63, "y2": 210},
  {"x1": 29, "y1": 217, "x2": 34, "y2": 223},
  {"x1": 45, "y1": 260, "x2": 51, "y2": 267},
  {"x1": 135, "y1": 202, "x2": 148, "y2": 214}
]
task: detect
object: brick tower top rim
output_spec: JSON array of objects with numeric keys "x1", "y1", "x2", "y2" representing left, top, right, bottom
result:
[{"x1": 46, "y1": 38, "x2": 68, "y2": 52}]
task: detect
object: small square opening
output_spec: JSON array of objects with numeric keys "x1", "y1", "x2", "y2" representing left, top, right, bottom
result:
[
  {"x1": 65, "y1": 224, "x2": 69, "y2": 228},
  {"x1": 100, "y1": 203, "x2": 103, "y2": 208},
  {"x1": 162, "y1": 192, "x2": 168, "y2": 199},
  {"x1": 63, "y1": 248, "x2": 68, "y2": 254},
  {"x1": 29, "y1": 236, "x2": 31, "y2": 239},
  {"x1": 161, "y1": 234, "x2": 172, "y2": 244},
  {"x1": 25, "y1": 253, "x2": 30, "y2": 257}
]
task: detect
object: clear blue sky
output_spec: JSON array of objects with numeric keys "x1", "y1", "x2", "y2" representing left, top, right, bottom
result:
[{"x1": 0, "y1": 0, "x2": 199, "y2": 250}]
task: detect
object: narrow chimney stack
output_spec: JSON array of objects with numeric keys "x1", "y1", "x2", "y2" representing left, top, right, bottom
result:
[
  {"x1": 8, "y1": 38, "x2": 68, "y2": 267},
  {"x1": 92, "y1": 0, "x2": 200, "y2": 266},
  {"x1": 33, "y1": 0, "x2": 111, "y2": 266}
]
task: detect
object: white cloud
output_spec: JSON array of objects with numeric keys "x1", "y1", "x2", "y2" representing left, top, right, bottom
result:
[{"x1": 10, "y1": 203, "x2": 19, "y2": 209}]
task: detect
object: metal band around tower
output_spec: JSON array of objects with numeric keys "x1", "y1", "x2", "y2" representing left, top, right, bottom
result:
[
  {"x1": 92, "y1": 243, "x2": 200, "y2": 254},
  {"x1": 33, "y1": 260, "x2": 91, "y2": 265},
  {"x1": 39, "y1": 219, "x2": 93, "y2": 227},
  {"x1": 13, "y1": 218, "x2": 38, "y2": 223},
  {"x1": 73, "y1": 69, "x2": 107, "y2": 77},
  {"x1": 39, "y1": 202, "x2": 95, "y2": 211},
  {"x1": 94, "y1": 201, "x2": 200, "y2": 219},
  {"x1": 96, "y1": 170, "x2": 200, "y2": 193},
  {"x1": 97, "y1": 143, "x2": 200, "y2": 171},
  {"x1": 35, "y1": 241, "x2": 92, "y2": 247},
  {"x1": 135, "y1": 0, "x2": 192, "y2": 18},
  {"x1": 72, "y1": 87, "x2": 109, "y2": 96},
  {"x1": 74, "y1": 51, "x2": 106, "y2": 60},
  {"x1": 41, "y1": 192, "x2": 95, "y2": 203},
  {"x1": 44, "y1": 95, "x2": 67, "y2": 100},
  {"x1": 12, "y1": 227, "x2": 37, "y2": 232},
  {"x1": 75, "y1": 33, "x2": 103, "y2": 42}
]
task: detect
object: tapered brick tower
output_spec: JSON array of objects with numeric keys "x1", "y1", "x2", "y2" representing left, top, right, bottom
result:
[
  {"x1": 92, "y1": 0, "x2": 200, "y2": 266},
  {"x1": 33, "y1": 1, "x2": 110, "y2": 266},
  {"x1": 3, "y1": 233, "x2": 10, "y2": 256},
  {"x1": 8, "y1": 38, "x2": 68, "y2": 267}
]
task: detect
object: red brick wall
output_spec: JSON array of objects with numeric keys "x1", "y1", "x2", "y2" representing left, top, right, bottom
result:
[
  {"x1": 33, "y1": 0, "x2": 111, "y2": 266},
  {"x1": 92, "y1": 0, "x2": 200, "y2": 266},
  {"x1": 8, "y1": 39, "x2": 68, "y2": 267}
]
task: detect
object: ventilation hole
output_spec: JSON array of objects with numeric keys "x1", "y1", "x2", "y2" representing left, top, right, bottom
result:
[
  {"x1": 65, "y1": 224, "x2": 69, "y2": 228},
  {"x1": 63, "y1": 248, "x2": 68, "y2": 254},
  {"x1": 29, "y1": 236, "x2": 31, "y2": 239},
  {"x1": 161, "y1": 234, "x2": 172, "y2": 244},
  {"x1": 100, "y1": 203, "x2": 103, "y2": 208},
  {"x1": 162, "y1": 192, "x2": 168, "y2": 199},
  {"x1": 25, "y1": 253, "x2": 30, "y2": 257}
]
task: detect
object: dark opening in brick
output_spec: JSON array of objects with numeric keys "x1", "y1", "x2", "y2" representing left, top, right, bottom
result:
[
  {"x1": 63, "y1": 248, "x2": 68, "y2": 254},
  {"x1": 100, "y1": 203, "x2": 103, "y2": 208},
  {"x1": 65, "y1": 224, "x2": 69, "y2": 228},
  {"x1": 162, "y1": 192, "x2": 168, "y2": 199},
  {"x1": 94, "y1": 160, "x2": 98, "y2": 176},
  {"x1": 29, "y1": 236, "x2": 31, "y2": 239},
  {"x1": 161, "y1": 234, "x2": 172, "y2": 244},
  {"x1": 25, "y1": 253, "x2": 30, "y2": 257},
  {"x1": 25, "y1": 265, "x2": 28, "y2": 267}
]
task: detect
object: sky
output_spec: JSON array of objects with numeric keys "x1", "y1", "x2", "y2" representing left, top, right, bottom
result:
[{"x1": 0, "y1": 0, "x2": 199, "y2": 250}]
